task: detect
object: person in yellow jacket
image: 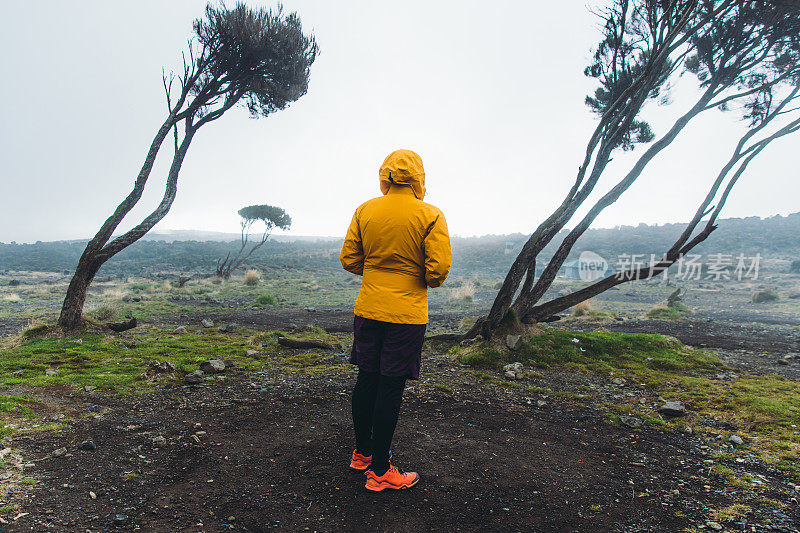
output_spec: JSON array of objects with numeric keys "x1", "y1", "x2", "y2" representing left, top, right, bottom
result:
[{"x1": 340, "y1": 149, "x2": 452, "y2": 492}]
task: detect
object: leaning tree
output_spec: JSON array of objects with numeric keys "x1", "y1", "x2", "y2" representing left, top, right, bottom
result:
[
  {"x1": 216, "y1": 204, "x2": 291, "y2": 278},
  {"x1": 470, "y1": 0, "x2": 800, "y2": 338},
  {"x1": 58, "y1": 3, "x2": 317, "y2": 330}
]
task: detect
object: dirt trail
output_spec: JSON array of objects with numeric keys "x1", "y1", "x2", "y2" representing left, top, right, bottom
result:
[{"x1": 9, "y1": 372, "x2": 716, "y2": 532}]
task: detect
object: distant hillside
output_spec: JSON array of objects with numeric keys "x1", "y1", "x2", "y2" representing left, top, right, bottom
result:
[{"x1": 1, "y1": 213, "x2": 797, "y2": 277}]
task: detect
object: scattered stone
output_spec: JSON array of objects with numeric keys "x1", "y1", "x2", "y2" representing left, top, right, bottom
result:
[
  {"x1": 201, "y1": 319, "x2": 214, "y2": 328},
  {"x1": 620, "y1": 416, "x2": 643, "y2": 429},
  {"x1": 706, "y1": 521, "x2": 723, "y2": 531},
  {"x1": 0, "y1": 472, "x2": 12, "y2": 481},
  {"x1": 89, "y1": 491, "x2": 96, "y2": 499},
  {"x1": 185, "y1": 370, "x2": 205, "y2": 384},
  {"x1": 277, "y1": 337, "x2": 334, "y2": 350},
  {"x1": 536, "y1": 399, "x2": 548, "y2": 408},
  {"x1": 79, "y1": 440, "x2": 96, "y2": 451},
  {"x1": 223, "y1": 359, "x2": 234, "y2": 368},
  {"x1": 113, "y1": 514, "x2": 129, "y2": 526},
  {"x1": 152, "y1": 435, "x2": 167, "y2": 448},
  {"x1": 503, "y1": 362, "x2": 524, "y2": 380},
  {"x1": 172, "y1": 326, "x2": 188, "y2": 335},
  {"x1": 659, "y1": 401, "x2": 686, "y2": 417},
  {"x1": 199, "y1": 359, "x2": 226, "y2": 374},
  {"x1": 778, "y1": 358, "x2": 790, "y2": 366},
  {"x1": 245, "y1": 350, "x2": 258, "y2": 357},
  {"x1": 505, "y1": 334, "x2": 523, "y2": 350},
  {"x1": 52, "y1": 447, "x2": 67, "y2": 457},
  {"x1": 45, "y1": 368, "x2": 58, "y2": 376},
  {"x1": 219, "y1": 323, "x2": 238, "y2": 333},
  {"x1": 84, "y1": 385, "x2": 97, "y2": 392},
  {"x1": 305, "y1": 307, "x2": 316, "y2": 312},
  {"x1": 612, "y1": 377, "x2": 626, "y2": 386},
  {"x1": 729, "y1": 434, "x2": 744, "y2": 446},
  {"x1": 148, "y1": 360, "x2": 176, "y2": 374}
]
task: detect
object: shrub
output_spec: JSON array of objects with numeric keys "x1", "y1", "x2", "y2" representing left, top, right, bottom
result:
[
  {"x1": 244, "y1": 270, "x2": 262, "y2": 286},
  {"x1": 90, "y1": 305, "x2": 119, "y2": 321},
  {"x1": 255, "y1": 293, "x2": 277, "y2": 306},
  {"x1": 791, "y1": 259, "x2": 800, "y2": 273},
  {"x1": 572, "y1": 300, "x2": 591, "y2": 317},
  {"x1": 645, "y1": 304, "x2": 683, "y2": 320},
  {"x1": 752, "y1": 289, "x2": 779, "y2": 303}
]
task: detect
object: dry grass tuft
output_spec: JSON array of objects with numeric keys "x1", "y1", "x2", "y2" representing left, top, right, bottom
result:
[
  {"x1": 572, "y1": 300, "x2": 591, "y2": 317},
  {"x1": 244, "y1": 270, "x2": 262, "y2": 286},
  {"x1": 449, "y1": 281, "x2": 476, "y2": 302}
]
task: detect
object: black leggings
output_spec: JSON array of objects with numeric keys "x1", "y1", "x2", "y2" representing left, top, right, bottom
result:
[{"x1": 351, "y1": 370, "x2": 407, "y2": 472}]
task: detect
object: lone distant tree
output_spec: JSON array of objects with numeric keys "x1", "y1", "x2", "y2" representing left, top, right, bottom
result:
[
  {"x1": 216, "y1": 204, "x2": 291, "y2": 279},
  {"x1": 469, "y1": 0, "x2": 800, "y2": 338},
  {"x1": 58, "y1": 3, "x2": 317, "y2": 330}
]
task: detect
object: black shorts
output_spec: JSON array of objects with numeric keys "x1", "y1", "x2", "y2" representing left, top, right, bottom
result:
[{"x1": 350, "y1": 315, "x2": 427, "y2": 380}]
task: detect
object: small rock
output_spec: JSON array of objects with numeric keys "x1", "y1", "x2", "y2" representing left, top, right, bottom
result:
[
  {"x1": 305, "y1": 307, "x2": 316, "y2": 313},
  {"x1": 778, "y1": 359, "x2": 790, "y2": 366},
  {"x1": 148, "y1": 360, "x2": 176, "y2": 374},
  {"x1": 79, "y1": 440, "x2": 96, "y2": 451},
  {"x1": 84, "y1": 385, "x2": 97, "y2": 392},
  {"x1": 706, "y1": 521, "x2": 723, "y2": 531},
  {"x1": 223, "y1": 359, "x2": 234, "y2": 368},
  {"x1": 245, "y1": 350, "x2": 258, "y2": 356},
  {"x1": 114, "y1": 514, "x2": 129, "y2": 526},
  {"x1": 659, "y1": 401, "x2": 686, "y2": 417},
  {"x1": 729, "y1": 434, "x2": 744, "y2": 446},
  {"x1": 219, "y1": 323, "x2": 238, "y2": 333},
  {"x1": 536, "y1": 400, "x2": 548, "y2": 408},
  {"x1": 502, "y1": 362, "x2": 524, "y2": 380},
  {"x1": 152, "y1": 435, "x2": 167, "y2": 448},
  {"x1": 53, "y1": 447, "x2": 67, "y2": 457},
  {"x1": 89, "y1": 491, "x2": 96, "y2": 499},
  {"x1": 620, "y1": 416, "x2": 643, "y2": 429},
  {"x1": 185, "y1": 370, "x2": 205, "y2": 384},
  {"x1": 612, "y1": 377, "x2": 626, "y2": 386},
  {"x1": 201, "y1": 319, "x2": 214, "y2": 328},
  {"x1": 199, "y1": 359, "x2": 226, "y2": 374},
  {"x1": 505, "y1": 334, "x2": 523, "y2": 350},
  {"x1": 45, "y1": 368, "x2": 58, "y2": 376},
  {"x1": 172, "y1": 326, "x2": 188, "y2": 335}
]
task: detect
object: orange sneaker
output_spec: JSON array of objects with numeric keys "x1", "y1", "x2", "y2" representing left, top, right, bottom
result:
[
  {"x1": 364, "y1": 465, "x2": 419, "y2": 491},
  {"x1": 350, "y1": 451, "x2": 372, "y2": 471}
]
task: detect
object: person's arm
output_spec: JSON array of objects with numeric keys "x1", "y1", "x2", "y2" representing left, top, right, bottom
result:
[
  {"x1": 340, "y1": 209, "x2": 365, "y2": 276},
  {"x1": 423, "y1": 212, "x2": 452, "y2": 287}
]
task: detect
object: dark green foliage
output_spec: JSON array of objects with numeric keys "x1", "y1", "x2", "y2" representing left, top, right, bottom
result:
[
  {"x1": 255, "y1": 293, "x2": 277, "y2": 306},
  {"x1": 791, "y1": 259, "x2": 800, "y2": 273},
  {"x1": 238, "y1": 205, "x2": 291, "y2": 230},
  {"x1": 194, "y1": 3, "x2": 318, "y2": 118},
  {"x1": 752, "y1": 289, "x2": 779, "y2": 303},
  {"x1": 2, "y1": 212, "x2": 799, "y2": 277}
]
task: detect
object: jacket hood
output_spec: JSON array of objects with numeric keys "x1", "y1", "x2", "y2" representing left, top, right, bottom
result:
[{"x1": 379, "y1": 149, "x2": 425, "y2": 200}]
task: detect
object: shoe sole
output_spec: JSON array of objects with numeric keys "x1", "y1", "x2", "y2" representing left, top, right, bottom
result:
[
  {"x1": 350, "y1": 463, "x2": 370, "y2": 471},
  {"x1": 364, "y1": 473, "x2": 419, "y2": 492}
]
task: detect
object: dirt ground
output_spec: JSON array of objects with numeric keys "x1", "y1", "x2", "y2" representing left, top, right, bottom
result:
[
  {"x1": 2, "y1": 309, "x2": 800, "y2": 531},
  {"x1": 6, "y1": 361, "x2": 732, "y2": 533}
]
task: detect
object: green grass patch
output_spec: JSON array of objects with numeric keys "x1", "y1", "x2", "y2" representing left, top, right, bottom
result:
[
  {"x1": 458, "y1": 330, "x2": 721, "y2": 379},
  {"x1": 712, "y1": 503, "x2": 751, "y2": 522},
  {"x1": 664, "y1": 374, "x2": 800, "y2": 434},
  {"x1": 0, "y1": 327, "x2": 276, "y2": 391},
  {"x1": 0, "y1": 395, "x2": 38, "y2": 418},
  {"x1": 0, "y1": 505, "x2": 19, "y2": 515}
]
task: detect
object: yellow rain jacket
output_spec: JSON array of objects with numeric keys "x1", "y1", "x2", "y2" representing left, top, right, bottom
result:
[{"x1": 340, "y1": 149, "x2": 452, "y2": 324}]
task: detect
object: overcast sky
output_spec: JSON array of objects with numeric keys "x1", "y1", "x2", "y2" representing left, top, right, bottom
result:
[{"x1": 1, "y1": 1, "x2": 797, "y2": 243}]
